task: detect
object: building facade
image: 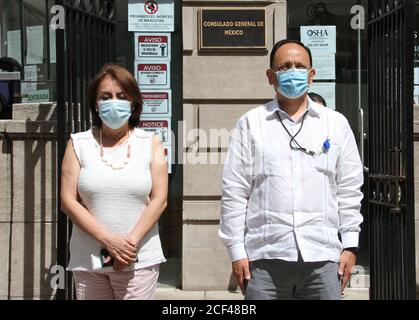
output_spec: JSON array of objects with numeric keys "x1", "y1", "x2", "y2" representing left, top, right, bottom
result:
[{"x1": 0, "y1": 0, "x2": 418, "y2": 299}]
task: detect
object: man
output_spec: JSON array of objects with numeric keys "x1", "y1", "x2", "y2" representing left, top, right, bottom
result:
[
  {"x1": 219, "y1": 39, "x2": 363, "y2": 300},
  {"x1": 308, "y1": 92, "x2": 327, "y2": 107}
]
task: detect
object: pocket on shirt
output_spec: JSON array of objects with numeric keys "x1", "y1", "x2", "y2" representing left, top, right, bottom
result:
[{"x1": 312, "y1": 143, "x2": 341, "y2": 177}]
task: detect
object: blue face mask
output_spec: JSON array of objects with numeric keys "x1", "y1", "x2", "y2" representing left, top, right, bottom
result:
[
  {"x1": 98, "y1": 99, "x2": 132, "y2": 129},
  {"x1": 276, "y1": 68, "x2": 310, "y2": 99}
]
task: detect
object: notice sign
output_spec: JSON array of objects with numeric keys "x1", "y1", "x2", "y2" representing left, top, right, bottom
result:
[
  {"x1": 128, "y1": 0, "x2": 174, "y2": 32},
  {"x1": 141, "y1": 90, "x2": 172, "y2": 117},
  {"x1": 313, "y1": 54, "x2": 336, "y2": 80},
  {"x1": 136, "y1": 61, "x2": 170, "y2": 89},
  {"x1": 199, "y1": 9, "x2": 267, "y2": 50},
  {"x1": 300, "y1": 26, "x2": 336, "y2": 54},
  {"x1": 310, "y1": 82, "x2": 336, "y2": 110},
  {"x1": 135, "y1": 33, "x2": 171, "y2": 60},
  {"x1": 140, "y1": 118, "x2": 172, "y2": 145},
  {"x1": 28, "y1": 89, "x2": 50, "y2": 103}
]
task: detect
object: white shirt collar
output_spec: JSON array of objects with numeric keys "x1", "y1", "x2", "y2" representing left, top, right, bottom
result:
[{"x1": 265, "y1": 95, "x2": 322, "y2": 121}]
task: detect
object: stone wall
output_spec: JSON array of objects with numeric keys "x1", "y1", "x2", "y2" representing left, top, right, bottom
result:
[{"x1": 0, "y1": 103, "x2": 57, "y2": 300}]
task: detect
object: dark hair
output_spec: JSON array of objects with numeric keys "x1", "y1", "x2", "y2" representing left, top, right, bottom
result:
[
  {"x1": 308, "y1": 92, "x2": 327, "y2": 106},
  {"x1": 270, "y1": 39, "x2": 313, "y2": 69},
  {"x1": 87, "y1": 64, "x2": 142, "y2": 128}
]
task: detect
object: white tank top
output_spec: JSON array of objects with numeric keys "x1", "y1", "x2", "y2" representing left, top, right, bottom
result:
[{"x1": 67, "y1": 127, "x2": 166, "y2": 272}]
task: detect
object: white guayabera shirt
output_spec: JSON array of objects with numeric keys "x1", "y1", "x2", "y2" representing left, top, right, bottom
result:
[{"x1": 219, "y1": 97, "x2": 364, "y2": 263}]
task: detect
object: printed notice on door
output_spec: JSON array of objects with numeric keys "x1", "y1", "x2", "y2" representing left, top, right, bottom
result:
[
  {"x1": 135, "y1": 61, "x2": 171, "y2": 89},
  {"x1": 135, "y1": 33, "x2": 171, "y2": 60},
  {"x1": 128, "y1": 0, "x2": 174, "y2": 32}
]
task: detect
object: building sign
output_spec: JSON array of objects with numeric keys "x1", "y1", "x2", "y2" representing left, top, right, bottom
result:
[
  {"x1": 136, "y1": 61, "x2": 171, "y2": 89},
  {"x1": 140, "y1": 118, "x2": 172, "y2": 145},
  {"x1": 28, "y1": 89, "x2": 50, "y2": 103},
  {"x1": 128, "y1": 0, "x2": 175, "y2": 32},
  {"x1": 135, "y1": 33, "x2": 171, "y2": 60},
  {"x1": 199, "y1": 9, "x2": 267, "y2": 50},
  {"x1": 141, "y1": 90, "x2": 172, "y2": 117},
  {"x1": 300, "y1": 26, "x2": 336, "y2": 54}
]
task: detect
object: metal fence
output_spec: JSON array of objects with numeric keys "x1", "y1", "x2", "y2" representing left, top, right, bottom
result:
[
  {"x1": 368, "y1": 0, "x2": 416, "y2": 299},
  {"x1": 55, "y1": 0, "x2": 116, "y2": 300}
]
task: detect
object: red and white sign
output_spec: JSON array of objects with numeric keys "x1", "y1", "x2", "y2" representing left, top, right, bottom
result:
[
  {"x1": 139, "y1": 118, "x2": 172, "y2": 145},
  {"x1": 141, "y1": 90, "x2": 171, "y2": 117},
  {"x1": 136, "y1": 61, "x2": 170, "y2": 89},
  {"x1": 135, "y1": 33, "x2": 171, "y2": 60},
  {"x1": 128, "y1": 0, "x2": 174, "y2": 32},
  {"x1": 144, "y1": 1, "x2": 158, "y2": 14}
]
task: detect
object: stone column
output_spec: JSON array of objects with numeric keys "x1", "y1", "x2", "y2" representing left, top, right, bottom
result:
[
  {"x1": 181, "y1": 0, "x2": 287, "y2": 290},
  {"x1": 0, "y1": 103, "x2": 57, "y2": 300}
]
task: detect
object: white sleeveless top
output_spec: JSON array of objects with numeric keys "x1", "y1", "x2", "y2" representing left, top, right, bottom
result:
[{"x1": 67, "y1": 127, "x2": 166, "y2": 272}]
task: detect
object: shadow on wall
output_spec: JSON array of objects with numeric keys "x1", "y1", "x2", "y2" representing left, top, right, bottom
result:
[{"x1": 2, "y1": 105, "x2": 58, "y2": 300}]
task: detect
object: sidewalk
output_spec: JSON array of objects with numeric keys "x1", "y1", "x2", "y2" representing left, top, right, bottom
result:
[{"x1": 155, "y1": 288, "x2": 370, "y2": 300}]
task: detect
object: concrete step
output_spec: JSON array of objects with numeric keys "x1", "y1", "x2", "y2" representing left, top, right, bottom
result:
[{"x1": 155, "y1": 288, "x2": 370, "y2": 300}]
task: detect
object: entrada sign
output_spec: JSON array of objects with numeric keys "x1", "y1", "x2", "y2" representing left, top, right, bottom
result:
[{"x1": 199, "y1": 9, "x2": 267, "y2": 50}]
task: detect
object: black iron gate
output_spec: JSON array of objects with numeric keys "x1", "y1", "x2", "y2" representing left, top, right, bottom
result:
[
  {"x1": 55, "y1": 0, "x2": 116, "y2": 300},
  {"x1": 368, "y1": 0, "x2": 416, "y2": 299}
]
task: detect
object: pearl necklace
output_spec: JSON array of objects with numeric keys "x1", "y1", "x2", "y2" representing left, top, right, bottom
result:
[{"x1": 99, "y1": 129, "x2": 131, "y2": 170}]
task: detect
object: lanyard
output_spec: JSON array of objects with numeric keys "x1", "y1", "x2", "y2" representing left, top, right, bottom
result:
[{"x1": 277, "y1": 109, "x2": 330, "y2": 156}]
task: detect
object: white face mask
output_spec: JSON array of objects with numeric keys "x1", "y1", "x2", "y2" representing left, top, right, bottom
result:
[
  {"x1": 275, "y1": 68, "x2": 310, "y2": 99},
  {"x1": 98, "y1": 100, "x2": 132, "y2": 129}
]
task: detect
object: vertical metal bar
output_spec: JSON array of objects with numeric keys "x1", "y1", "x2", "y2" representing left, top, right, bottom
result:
[
  {"x1": 55, "y1": 0, "x2": 67, "y2": 301},
  {"x1": 403, "y1": 0, "x2": 416, "y2": 300},
  {"x1": 373, "y1": 7, "x2": 379, "y2": 300},
  {"x1": 19, "y1": 0, "x2": 25, "y2": 78},
  {"x1": 388, "y1": 10, "x2": 393, "y2": 299},
  {"x1": 396, "y1": 8, "x2": 403, "y2": 300},
  {"x1": 80, "y1": 15, "x2": 86, "y2": 132},
  {"x1": 370, "y1": 2, "x2": 375, "y2": 298},
  {"x1": 390, "y1": 10, "x2": 398, "y2": 300},
  {"x1": 378, "y1": 14, "x2": 385, "y2": 299},
  {"x1": 45, "y1": 0, "x2": 51, "y2": 80},
  {"x1": 66, "y1": 8, "x2": 73, "y2": 134},
  {"x1": 72, "y1": 12, "x2": 79, "y2": 133},
  {"x1": 86, "y1": 16, "x2": 93, "y2": 129}
]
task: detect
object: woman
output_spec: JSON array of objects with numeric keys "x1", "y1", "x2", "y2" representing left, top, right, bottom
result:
[{"x1": 60, "y1": 64, "x2": 167, "y2": 300}]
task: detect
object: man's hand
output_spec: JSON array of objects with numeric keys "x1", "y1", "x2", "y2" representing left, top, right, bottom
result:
[
  {"x1": 339, "y1": 250, "x2": 357, "y2": 292},
  {"x1": 232, "y1": 258, "x2": 251, "y2": 295}
]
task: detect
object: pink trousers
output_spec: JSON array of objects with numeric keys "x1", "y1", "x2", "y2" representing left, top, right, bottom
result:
[{"x1": 73, "y1": 264, "x2": 159, "y2": 300}]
